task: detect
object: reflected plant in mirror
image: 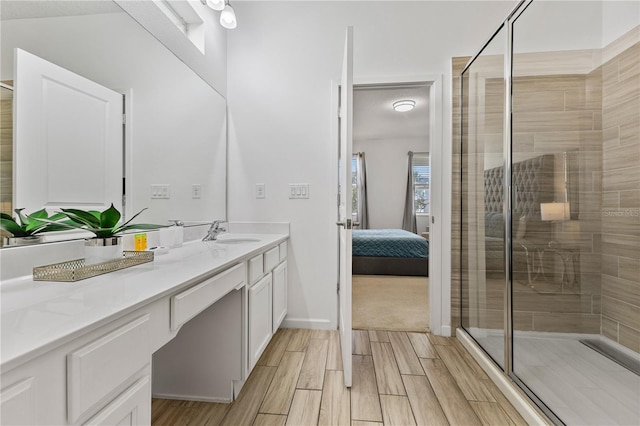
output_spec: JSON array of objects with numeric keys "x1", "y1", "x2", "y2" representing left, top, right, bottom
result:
[
  {"x1": 52, "y1": 204, "x2": 163, "y2": 239},
  {"x1": 1, "y1": 208, "x2": 69, "y2": 245}
]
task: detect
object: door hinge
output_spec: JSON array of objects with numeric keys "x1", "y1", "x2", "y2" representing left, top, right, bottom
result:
[
  {"x1": 337, "y1": 282, "x2": 340, "y2": 293},
  {"x1": 338, "y1": 106, "x2": 343, "y2": 118},
  {"x1": 122, "y1": 113, "x2": 126, "y2": 124}
]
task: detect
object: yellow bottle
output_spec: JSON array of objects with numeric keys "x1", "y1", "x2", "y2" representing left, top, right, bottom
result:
[{"x1": 135, "y1": 233, "x2": 147, "y2": 251}]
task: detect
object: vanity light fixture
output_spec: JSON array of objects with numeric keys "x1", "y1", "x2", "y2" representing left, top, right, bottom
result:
[
  {"x1": 393, "y1": 99, "x2": 416, "y2": 112},
  {"x1": 220, "y1": 1, "x2": 238, "y2": 29},
  {"x1": 205, "y1": 0, "x2": 225, "y2": 11},
  {"x1": 201, "y1": 0, "x2": 237, "y2": 29}
]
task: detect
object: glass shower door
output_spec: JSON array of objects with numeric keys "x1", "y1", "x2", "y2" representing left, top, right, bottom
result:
[
  {"x1": 459, "y1": 1, "x2": 639, "y2": 424},
  {"x1": 460, "y1": 24, "x2": 507, "y2": 369},
  {"x1": 510, "y1": 1, "x2": 640, "y2": 424}
]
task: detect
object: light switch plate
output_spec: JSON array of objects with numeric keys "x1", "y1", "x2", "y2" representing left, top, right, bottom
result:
[
  {"x1": 151, "y1": 184, "x2": 170, "y2": 199},
  {"x1": 289, "y1": 184, "x2": 309, "y2": 199}
]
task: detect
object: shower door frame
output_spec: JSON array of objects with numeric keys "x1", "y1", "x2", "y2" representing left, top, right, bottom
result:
[{"x1": 458, "y1": 0, "x2": 565, "y2": 423}]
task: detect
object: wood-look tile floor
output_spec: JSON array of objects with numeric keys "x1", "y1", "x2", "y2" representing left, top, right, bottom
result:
[{"x1": 152, "y1": 329, "x2": 527, "y2": 425}]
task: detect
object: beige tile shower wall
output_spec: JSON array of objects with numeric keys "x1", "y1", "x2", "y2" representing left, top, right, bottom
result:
[
  {"x1": 451, "y1": 57, "x2": 469, "y2": 334},
  {"x1": 600, "y1": 41, "x2": 640, "y2": 354},
  {"x1": 0, "y1": 82, "x2": 13, "y2": 218},
  {"x1": 508, "y1": 69, "x2": 602, "y2": 333},
  {"x1": 452, "y1": 56, "x2": 604, "y2": 335}
]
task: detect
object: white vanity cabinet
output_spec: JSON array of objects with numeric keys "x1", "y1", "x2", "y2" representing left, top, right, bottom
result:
[
  {"x1": 1, "y1": 232, "x2": 289, "y2": 425},
  {"x1": 247, "y1": 241, "x2": 288, "y2": 372},
  {"x1": 248, "y1": 273, "x2": 273, "y2": 370},
  {"x1": 273, "y1": 241, "x2": 288, "y2": 332},
  {"x1": 272, "y1": 260, "x2": 287, "y2": 333},
  {"x1": 0, "y1": 311, "x2": 157, "y2": 426}
]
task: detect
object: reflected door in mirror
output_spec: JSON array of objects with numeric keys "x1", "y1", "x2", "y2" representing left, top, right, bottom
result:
[{"x1": 14, "y1": 48, "x2": 123, "y2": 214}]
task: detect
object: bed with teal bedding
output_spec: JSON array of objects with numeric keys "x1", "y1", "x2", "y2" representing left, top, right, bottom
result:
[{"x1": 352, "y1": 229, "x2": 429, "y2": 276}]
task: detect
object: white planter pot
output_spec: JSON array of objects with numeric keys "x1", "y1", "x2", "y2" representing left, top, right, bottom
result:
[
  {"x1": 85, "y1": 237, "x2": 123, "y2": 264},
  {"x1": 2, "y1": 235, "x2": 44, "y2": 247}
]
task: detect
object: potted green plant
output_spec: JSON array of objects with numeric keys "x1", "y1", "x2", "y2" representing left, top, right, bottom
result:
[
  {"x1": 52, "y1": 204, "x2": 163, "y2": 263},
  {"x1": 0, "y1": 208, "x2": 69, "y2": 246}
]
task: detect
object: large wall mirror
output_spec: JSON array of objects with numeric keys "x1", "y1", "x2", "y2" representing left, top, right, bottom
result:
[{"x1": 0, "y1": 0, "x2": 227, "y2": 246}]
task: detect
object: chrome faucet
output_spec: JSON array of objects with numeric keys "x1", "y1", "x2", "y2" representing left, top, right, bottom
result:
[{"x1": 203, "y1": 220, "x2": 227, "y2": 241}]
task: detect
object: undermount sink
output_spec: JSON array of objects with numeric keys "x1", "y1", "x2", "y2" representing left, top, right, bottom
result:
[{"x1": 215, "y1": 237, "x2": 261, "y2": 245}]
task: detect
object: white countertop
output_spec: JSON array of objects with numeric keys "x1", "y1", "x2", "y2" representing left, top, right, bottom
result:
[{"x1": 0, "y1": 233, "x2": 288, "y2": 372}]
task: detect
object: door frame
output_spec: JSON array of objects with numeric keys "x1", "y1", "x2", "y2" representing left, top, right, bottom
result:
[{"x1": 330, "y1": 73, "x2": 446, "y2": 335}]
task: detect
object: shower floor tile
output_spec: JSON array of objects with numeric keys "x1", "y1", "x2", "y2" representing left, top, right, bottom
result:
[{"x1": 473, "y1": 331, "x2": 640, "y2": 425}]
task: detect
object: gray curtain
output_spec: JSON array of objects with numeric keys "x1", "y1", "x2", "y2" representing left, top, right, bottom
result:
[
  {"x1": 355, "y1": 152, "x2": 369, "y2": 229},
  {"x1": 402, "y1": 151, "x2": 417, "y2": 233}
]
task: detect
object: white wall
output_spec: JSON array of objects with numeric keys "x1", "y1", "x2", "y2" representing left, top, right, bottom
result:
[
  {"x1": 1, "y1": 12, "x2": 227, "y2": 225},
  {"x1": 353, "y1": 138, "x2": 426, "y2": 230},
  {"x1": 227, "y1": 1, "x2": 517, "y2": 330},
  {"x1": 116, "y1": 0, "x2": 227, "y2": 96},
  {"x1": 602, "y1": 1, "x2": 640, "y2": 46}
]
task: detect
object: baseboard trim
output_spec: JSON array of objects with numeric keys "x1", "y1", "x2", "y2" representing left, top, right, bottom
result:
[
  {"x1": 281, "y1": 318, "x2": 333, "y2": 330},
  {"x1": 439, "y1": 325, "x2": 452, "y2": 337},
  {"x1": 456, "y1": 328, "x2": 552, "y2": 426},
  {"x1": 151, "y1": 393, "x2": 231, "y2": 404}
]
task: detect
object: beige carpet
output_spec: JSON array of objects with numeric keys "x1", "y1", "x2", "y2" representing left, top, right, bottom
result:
[{"x1": 352, "y1": 275, "x2": 429, "y2": 332}]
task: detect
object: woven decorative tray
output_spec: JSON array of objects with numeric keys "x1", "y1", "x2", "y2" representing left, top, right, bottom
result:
[{"x1": 33, "y1": 251, "x2": 154, "y2": 282}]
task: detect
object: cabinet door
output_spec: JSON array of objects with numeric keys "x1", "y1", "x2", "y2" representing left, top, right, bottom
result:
[
  {"x1": 68, "y1": 315, "x2": 150, "y2": 423},
  {"x1": 272, "y1": 261, "x2": 287, "y2": 333},
  {"x1": 248, "y1": 275, "x2": 272, "y2": 371},
  {"x1": 0, "y1": 378, "x2": 34, "y2": 425},
  {"x1": 83, "y1": 375, "x2": 151, "y2": 426}
]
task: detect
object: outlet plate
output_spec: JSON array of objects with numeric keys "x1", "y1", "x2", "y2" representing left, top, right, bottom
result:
[
  {"x1": 289, "y1": 184, "x2": 309, "y2": 199},
  {"x1": 151, "y1": 184, "x2": 170, "y2": 199},
  {"x1": 256, "y1": 183, "x2": 265, "y2": 199}
]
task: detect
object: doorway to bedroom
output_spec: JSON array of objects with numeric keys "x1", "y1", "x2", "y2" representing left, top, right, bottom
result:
[{"x1": 351, "y1": 82, "x2": 431, "y2": 333}]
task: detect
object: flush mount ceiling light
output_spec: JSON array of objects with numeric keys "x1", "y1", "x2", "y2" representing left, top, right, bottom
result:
[{"x1": 393, "y1": 100, "x2": 416, "y2": 112}]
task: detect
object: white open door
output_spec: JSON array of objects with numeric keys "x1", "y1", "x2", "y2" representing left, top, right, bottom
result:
[
  {"x1": 337, "y1": 27, "x2": 353, "y2": 388},
  {"x1": 14, "y1": 48, "x2": 123, "y2": 214}
]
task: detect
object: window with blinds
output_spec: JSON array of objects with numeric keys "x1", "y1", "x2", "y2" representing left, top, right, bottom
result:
[{"x1": 413, "y1": 153, "x2": 430, "y2": 214}]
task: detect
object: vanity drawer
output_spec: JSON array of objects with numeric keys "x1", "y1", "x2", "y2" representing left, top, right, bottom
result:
[
  {"x1": 279, "y1": 241, "x2": 287, "y2": 262},
  {"x1": 249, "y1": 254, "x2": 264, "y2": 284},
  {"x1": 67, "y1": 315, "x2": 150, "y2": 423},
  {"x1": 264, "y1": 246, "x2": 280, "y2": 273},
  {"x1": 171, "y1": 263, "x2": 246, "y2": 331}
]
